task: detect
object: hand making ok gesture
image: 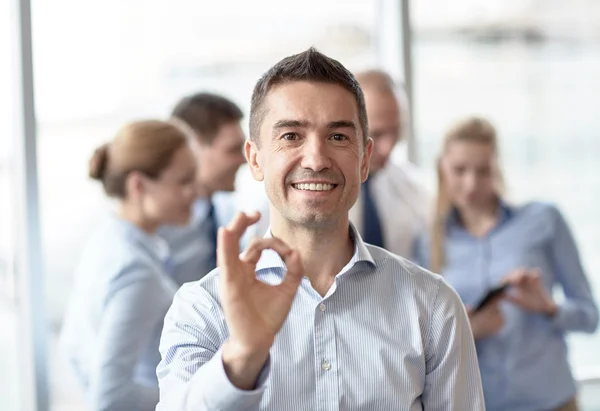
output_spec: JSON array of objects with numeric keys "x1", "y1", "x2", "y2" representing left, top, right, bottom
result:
[{"x1": 218, "y1": 212, "x2": 304, "y2": 390}]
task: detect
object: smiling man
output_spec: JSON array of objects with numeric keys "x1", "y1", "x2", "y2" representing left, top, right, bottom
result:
[{"x1": 156, "y1": 48, "x2": 484, "y2": 411}]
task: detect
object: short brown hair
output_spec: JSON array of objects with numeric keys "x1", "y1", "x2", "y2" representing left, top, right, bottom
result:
[
  {"x1": 89, "y1": 119, "x2": 190, "y2": 198},
  {"x1": 171, "y1": 92, "x2": 243, "y2": 144},
  {"x1": 249, "y1": 47, "x2": 368, "y2": 146}
]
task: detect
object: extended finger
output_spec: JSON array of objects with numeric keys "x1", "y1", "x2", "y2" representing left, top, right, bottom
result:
[
  {"x1": 227, "y1": 211, "x2": 261, "y2": 240},
  {"x1": 217, "y1": 227, "x2": 241, "y2": 270}
]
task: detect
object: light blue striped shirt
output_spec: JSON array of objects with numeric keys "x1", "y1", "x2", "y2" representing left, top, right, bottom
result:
[
  {"x1": 414, "y1": 201, "x2": 599, "y2": 411},
  {"x1": 60, "y1": 214, "x2": 178, "y2": 411},
  {"x1": 156, "y1": 226, "x2": 485, "y2": 410}
]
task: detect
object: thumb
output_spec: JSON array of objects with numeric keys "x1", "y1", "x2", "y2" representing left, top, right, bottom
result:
[
  {"x1": 504, "y1": 293, "x2": 522, "y2": 305},
  {"x1": 464, "y1": 304, "x2": 475, "y2": 316}
]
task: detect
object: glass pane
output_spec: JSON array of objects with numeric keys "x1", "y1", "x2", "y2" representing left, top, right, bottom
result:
[
  {"x1": 0, "y1": 0, "x2": 21, "y2": 409},
  {"x1": 413, "y1": 0, "x2": 600, "y2": 392},
  {"x1": 580, "y1": 381, "x2": 600, "y2": 411},
  {"x1": 31, "y1": 1, "x2": 378, "y2": 409}
]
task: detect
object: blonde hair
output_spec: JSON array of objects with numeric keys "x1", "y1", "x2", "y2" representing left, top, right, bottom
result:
[
  {"x1": 430, "y1": 116, "x2": 503, "y2": 273},
  {"x1": 89, "y1": 119, "x2": 192, "y2": 198}
]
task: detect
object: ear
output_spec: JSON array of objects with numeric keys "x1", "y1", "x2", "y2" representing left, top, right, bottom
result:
[
  {"x1": 245, "y1": 139, "x2": 264, "y2": 182},
  {"x1": 360, "y1": 137, "x2": 374, "y2": 182},
  {"x1": 191, "y1": 137, "x2": 209, "y2": 159},
  {"x1": 124, "y1": 171, "x2": 146, "y2": 199}
]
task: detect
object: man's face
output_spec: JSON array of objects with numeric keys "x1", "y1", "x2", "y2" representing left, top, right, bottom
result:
[
  {"x1": 245, "y1": 81, "x2": 373, "y2": 228},
  {"x1": 195, "y1": 122, "x2": 246, "y2": 193},
  {"x1": 363, "y1": 89, "x2": 402, "y2": 174}
]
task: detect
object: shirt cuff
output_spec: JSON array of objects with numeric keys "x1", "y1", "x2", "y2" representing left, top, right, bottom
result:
[
  {"x1": 550, "y1": 302, "x2": 573, "y2": 332},
  {"x1": 186, "y1": 347, "x2": 271, "y2": 410}
]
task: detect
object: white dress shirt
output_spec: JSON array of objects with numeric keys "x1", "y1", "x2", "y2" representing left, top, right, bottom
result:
[
  {"x1": 156, "y1": 225, "x2": 484, "y2": 410},
  {"x1": 235, "y1": 161, "x2": 431, "y2": 258}
]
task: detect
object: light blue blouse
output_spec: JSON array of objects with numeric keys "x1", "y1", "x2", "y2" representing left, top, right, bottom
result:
[
  {"x1": 414, "y1": 201, "x2": 598, "y2": 411},
  {"x1": 60, "y1": 214, "x2": 178, "y2": 411}
]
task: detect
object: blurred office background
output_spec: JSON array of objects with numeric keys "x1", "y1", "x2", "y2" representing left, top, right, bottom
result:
[{"x1": 2, "y1": 0, "x2": 600, "y2": 409}]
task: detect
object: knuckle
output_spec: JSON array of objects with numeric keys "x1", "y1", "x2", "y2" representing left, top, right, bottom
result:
[{"x1": 247, "y1": 237, "x2": 260, "y2": 249}]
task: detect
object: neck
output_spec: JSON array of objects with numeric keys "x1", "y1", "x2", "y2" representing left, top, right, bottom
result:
[
  {"x1": 117, "y1": 202, "x2": 157, "y2": 234},
  {"x1": 195, "y1": 181, "x2": 213, "y2": 199},
  {"x1": 456, "y1": 198, "x2": 500, "y2": 237},
  {"x1": 270, "y1": 211, "x2": 354, "y2": 297}
]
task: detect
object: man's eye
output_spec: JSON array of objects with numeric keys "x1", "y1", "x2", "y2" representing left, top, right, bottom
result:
[
  {"x1": 331, "y1": 134, "x2": 348, "y2": 141},
  {"x1": 282, "y1": 133, "x2": 298, "y2": 141}
]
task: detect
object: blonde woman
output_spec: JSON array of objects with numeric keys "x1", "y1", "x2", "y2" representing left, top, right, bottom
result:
[
  {"x1": 414, "y1": 117, "x2": 598, "y2": 411},
  {"x1": 60, "y1": 120, "x2": 197, "y2": 411}
]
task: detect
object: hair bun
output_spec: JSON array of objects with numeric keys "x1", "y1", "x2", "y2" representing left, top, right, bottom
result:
[{"x1": 89, "y1": 143, "x2": 109, "y2": 180}]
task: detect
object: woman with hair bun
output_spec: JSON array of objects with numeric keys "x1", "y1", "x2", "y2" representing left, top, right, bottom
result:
[{"x1": 61, "y1": 119, "x2": 197, "y2": 411}]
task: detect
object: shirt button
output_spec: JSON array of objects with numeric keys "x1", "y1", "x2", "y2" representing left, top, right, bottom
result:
[
  {"x1": 321, "y1": 360, "x2": 331, "y2": 371},
  {"x1": 319, "y1": 303, "x2": 326, "y2": 312}
]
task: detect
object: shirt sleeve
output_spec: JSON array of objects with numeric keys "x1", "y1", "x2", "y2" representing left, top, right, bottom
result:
[
  {"x1": 421, "y1": 278, "x2": 485, "y2": 410},
  {"x1": 89, "y1": 263, "x2": 173, "y2": 411},
  {"x1": 156, "y1": 283, "x2": 270, "y2": 411},
  {"x1": 548, "y1": 205, "x2": 599, "y2": 333}
]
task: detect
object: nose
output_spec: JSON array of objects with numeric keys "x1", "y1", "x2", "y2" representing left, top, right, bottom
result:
[
  {"x1": 376, "y1": 134, "x2": 397, "y2": 157},
  {"x1": 236, "y1": 150, "x2": 246, "y2": 166},
  {"x1": 300, "y1": 136, "x2": 331, "y2": 172},
  {"x1": 463, "y1": 172, "x2": 478, "y2": 193}
]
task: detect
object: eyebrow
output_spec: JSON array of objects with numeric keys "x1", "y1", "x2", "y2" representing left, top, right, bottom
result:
[
  {"x1": 273, "y1": 119, "x2": 310, "y2": 130},
  {"x1": 272, "y1": 119, "x2": 357, "y2": 132},
  {"x1": 327, "y1": 120, "x2": 357, "y2": 132}
]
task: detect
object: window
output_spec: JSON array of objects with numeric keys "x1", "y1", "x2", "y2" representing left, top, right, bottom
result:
[{"x1": 1, "y1": 0, "x2": 25, "y2": 409}]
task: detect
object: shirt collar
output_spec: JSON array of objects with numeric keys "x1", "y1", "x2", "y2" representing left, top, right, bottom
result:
[
  {"x1": 192, "y1": 197, "x2": 211, "y2": 220},
  {"x1": 108, "y1": 213, "x2": 171, "y2": 263},
  {"x1": 255, "y1": 223, "x2": 376, "y2": 273},
  {"x1": 446, "y1": 199, "x2": 514, "y2": 230}
]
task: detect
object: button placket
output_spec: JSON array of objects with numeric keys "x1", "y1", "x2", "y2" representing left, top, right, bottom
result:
[{"x1": 314, "y1": 298, "x2": 339, "y2": 410}]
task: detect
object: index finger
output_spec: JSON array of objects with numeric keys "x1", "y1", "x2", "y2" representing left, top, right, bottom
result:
[
  {"x1": 217, "y1": 211, "x2": 262, "y2": 268},
  {"x1": 240, "y1": 237, "x2": 293, "y2": 266},
  {"x1": 227, "y1": 211, "x2": 261, "y2": 238},
  {"x1": 217, "y1": 226, "x2": 240, "y2": 269}
]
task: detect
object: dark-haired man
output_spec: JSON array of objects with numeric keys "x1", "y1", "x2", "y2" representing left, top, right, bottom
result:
[
  {"x1": 159, "y1": 92, "x2": 246, "y2": 286},
  {"x1": 240, "y1": 69, "x2": 431, "y2": 257},
  {"x1": 157, "y1": 49, "x2": 484, "y2": 410}
]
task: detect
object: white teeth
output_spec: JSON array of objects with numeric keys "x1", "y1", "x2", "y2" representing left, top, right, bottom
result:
[{"x1": 294, "y1": 183, "x2": 335, "y2": 191}]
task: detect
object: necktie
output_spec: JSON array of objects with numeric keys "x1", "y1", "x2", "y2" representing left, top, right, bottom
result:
[
  {"x1": 207, "y1": 202, "x2": 218, "y2": 270},
  {"x1": 362, "y1": 177, "x2": 385, "y2": 248}
]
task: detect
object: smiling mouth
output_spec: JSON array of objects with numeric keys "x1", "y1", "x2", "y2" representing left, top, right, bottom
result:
[{"x1": 292, "y1": 183, "x2": 337, "y2": 191}]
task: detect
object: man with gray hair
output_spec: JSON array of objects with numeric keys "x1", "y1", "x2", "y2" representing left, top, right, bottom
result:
[{"x1": 350, "y1": 69, "x2": 430, "y2": 255}]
